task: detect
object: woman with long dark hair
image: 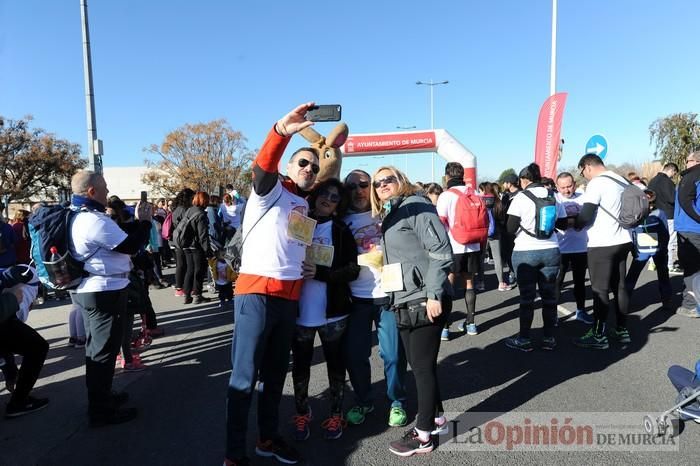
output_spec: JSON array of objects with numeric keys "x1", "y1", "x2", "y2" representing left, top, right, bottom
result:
[
  {"x1": 170, "y1": 188, "x2": 194, "y2": 297},
  {"x1": 291, "y1": 178, "x2": 359, "y2": 441}
]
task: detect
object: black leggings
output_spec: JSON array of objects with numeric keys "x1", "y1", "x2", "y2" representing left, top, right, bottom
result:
[
  {"x1": 0, "y1": 318, "x2": 48, "y2": 404},
  {"x1": 399, "y1": 311, "x2": 446, "y2": 432},
  {"x1": 174, "y1": 247, "x2": 186, "y2": 290},
  {"x1": 587, "y1": 243, "x2": 632, "y2": 332},
  {"x1": 556, "y1": 252, "x2": 588, "y2": 311},
  {"x1": 184, "y1": 249, "x2": 206, "y2": 296}
]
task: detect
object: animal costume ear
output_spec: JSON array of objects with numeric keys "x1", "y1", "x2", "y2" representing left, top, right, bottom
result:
[
  {"x1": 326, "y1": 123, "x2": 349, "y2": 148},
  {"x1": 299, "y1": 127, "x2": 324, "y2": 146}
]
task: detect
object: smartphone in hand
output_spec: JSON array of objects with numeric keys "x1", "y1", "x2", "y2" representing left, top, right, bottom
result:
[{"x1": 306, "y1": 105, "x2": 342, "y2": 122}]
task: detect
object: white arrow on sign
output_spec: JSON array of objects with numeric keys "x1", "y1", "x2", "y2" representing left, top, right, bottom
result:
[{"x1": 586, "y1": 143, "x2": 605, "y2": 155}]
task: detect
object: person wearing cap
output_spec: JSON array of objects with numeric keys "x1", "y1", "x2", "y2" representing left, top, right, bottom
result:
[{"x1": 624, "y1": 189, "x2": 672, "y2": 309}]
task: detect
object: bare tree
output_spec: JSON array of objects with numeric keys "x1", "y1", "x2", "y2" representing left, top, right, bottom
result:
[
  {"x1": 0, "y1": 116, "x2": 86, "y2": 204},
  {"x1": 143, "y1": 119, "x2": 255, "y2": 197}
]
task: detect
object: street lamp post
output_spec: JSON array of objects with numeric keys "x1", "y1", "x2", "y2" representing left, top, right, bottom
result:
[
  {"x1": 396, "y1": 125, "x2": 416, "y2": 174},
  {"x1": 416, "y1": 80, "x2": 448, "y2": 182},
  {"x1": 80, "y1": 0, "x2": 103, "y2": 175}
]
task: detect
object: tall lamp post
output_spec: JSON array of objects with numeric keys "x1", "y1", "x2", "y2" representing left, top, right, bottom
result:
[
  {"x1": 396, "y1": 125, "x2": 416, "y2": 174},
  {"x1": 416, "y1": 80, "x2": 448, "y2": 182},
  {"x1": 80, "y1": 0, "x2": 103, "y2": 174}
]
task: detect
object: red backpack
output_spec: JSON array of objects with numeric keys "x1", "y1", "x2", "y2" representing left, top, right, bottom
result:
[
  {"x1": 161, "y1": 211, "x2": 174, "y2": 240},
  {"x1": 448, "y1": 188, "x2": 489, "y2": 245}
]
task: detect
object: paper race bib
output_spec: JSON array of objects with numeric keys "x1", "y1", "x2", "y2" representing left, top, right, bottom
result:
[
  {"x1": 287, "y1": 211, "x2": 317, "y2": 245},
  {"x1": 306, "y1": 243, "x2": 334, "y2": 267},
  {"x1": 380, "y1": 263, "x2": 404, "y2": 293}
]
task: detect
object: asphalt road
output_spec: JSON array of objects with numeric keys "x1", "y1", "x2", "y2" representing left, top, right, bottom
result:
[{"x1": 1, "y1": 262, "x2": 699, "y2": 466}]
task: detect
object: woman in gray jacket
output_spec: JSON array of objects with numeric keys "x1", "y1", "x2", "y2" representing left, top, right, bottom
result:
[{"x1": 370, "y1": 166, "x2": 453, "y2": 457}]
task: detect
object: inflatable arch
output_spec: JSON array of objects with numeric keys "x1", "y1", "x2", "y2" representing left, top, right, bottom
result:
[{"x1": 341, "y1": 129, "x2": 477, "y2": 187}]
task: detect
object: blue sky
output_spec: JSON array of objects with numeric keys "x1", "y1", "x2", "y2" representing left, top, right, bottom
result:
[{"x1": 2, "y1": 0, "x2": 699, "y2": 183}]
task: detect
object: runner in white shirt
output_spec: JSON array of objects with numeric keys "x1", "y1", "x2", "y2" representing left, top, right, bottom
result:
[
  {"x1": 436, "y1": 162, "x2": 481, "y2": 338},
  {"x1": 342, "y1": 169, "x2": 408, "y2": 428},
  {"x1": 504, "y1": 163, "x2": 567, "y2": 352},
  {"x1": 572, "y1": 154, "x2": 633, "y2": 350},
  {"x1": 68, "y1": 170, "x2": 153, "y2": 427},
  {"x1": 554, "y1": 172, "x2": 593, "y2": 324}
]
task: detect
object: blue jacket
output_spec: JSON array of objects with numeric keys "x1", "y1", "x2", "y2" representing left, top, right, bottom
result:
[{"x1": 674, "y1": 164, "x2": 700, "y2": 234}]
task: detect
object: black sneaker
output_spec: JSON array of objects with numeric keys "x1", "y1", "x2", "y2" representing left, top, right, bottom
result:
[
  {"x1": 89, "y1": 407, "x2": 138, "y2": 428},
  {"x1": 5, "y1": 396, "x2": 49, "y2": 418},
  {"x1": 193, "y1": 295, "x2": 211, "y2": 304},
  {"x1": 389, "y1": 428, "x2": 434, "y2": 457},
  {"x1": 505, "y1": 336, "x2": 533, "y2": 352},
  {"x1": 255, "y1": 437, "x2": 300, "y2": 464}
]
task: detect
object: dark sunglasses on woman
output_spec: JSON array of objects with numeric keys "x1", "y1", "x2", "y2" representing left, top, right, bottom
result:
[
  {"x1": 372, "y1": 175, "x2": 398, "y2": 189},
  {"x1": 318, "y1": 190, "x2": 341, "y2": 203}
]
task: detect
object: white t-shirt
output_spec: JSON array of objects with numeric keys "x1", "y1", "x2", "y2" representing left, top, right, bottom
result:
[
  {"x1": 435, "y1": 186, "x2": 481, "y2": 254},
  {"x1": 508, "y1": 186, "x2": 566, "y2": 251},
  {"x1": 343, "y1": 211, "x2": 386, "y2": 299},
  {"x1": 580, "y1": 171, "x2": 633, "y2": 248},
  {"x1": 70, "y1": 210, "x2": 132, "y2": 292},
  {"x1": 239, "y1": 181, "x2": 308, "y2": 280},
  {"x1": 298, "y1": 220, "x2": 345, "y2": 326},
  {"x1": 555, "y1": 192, "x2": 589, "y2": 254}
]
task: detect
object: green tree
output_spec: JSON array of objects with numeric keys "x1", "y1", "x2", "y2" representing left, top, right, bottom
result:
[
  {"x1": 0, "y1": 116, "x2": 86, "y2": 204},
  {"x1": 143, "y1": 119, "x2": 254, "y2": 197},
  {"x1": 649, "y1": 112, "x2": 700, "y2": 170},
  {"x1": 497, "y1": 168, "x2": 516, "y2": 183}
]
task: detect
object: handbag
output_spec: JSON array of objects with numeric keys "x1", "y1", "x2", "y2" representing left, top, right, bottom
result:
[{"x1": 394, "y1": 298, "x2": 432, "y2": 329}]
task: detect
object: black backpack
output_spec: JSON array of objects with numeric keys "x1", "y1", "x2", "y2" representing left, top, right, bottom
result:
[
  {"x1": 172, "y1": 211, "x2": 196, "y2": 248},
  {"x1": 519, "y1": 187, "x2": 558, "y2": 239},
  {"x1": 599, "y1": 175, "x2": 650, "y2": 229}
]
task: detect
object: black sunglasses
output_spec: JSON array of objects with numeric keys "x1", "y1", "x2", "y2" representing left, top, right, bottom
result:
[
  {"x1": 346, "y1": 181, "x2": 370, "y2": 190},
  {"x1": 297, "y1": 158, "x2": 320, "y2": 174},
  {"x1": 373, "y1": 175, "x2": 398, "y2": 189},
  {"x1": 318, "y1": 189, "x2": 341, "y2": 203}
]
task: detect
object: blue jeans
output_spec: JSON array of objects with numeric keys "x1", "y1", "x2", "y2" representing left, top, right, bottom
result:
[
  {"x1": 225, "y1": 294, "x2": 297, "y2": 459},
  {"x1": 512, "y1": 248, "x2": 561, "y2": 338},
  {"x1": 343, "y1": 299, "x2": 407, "y2": 408}
]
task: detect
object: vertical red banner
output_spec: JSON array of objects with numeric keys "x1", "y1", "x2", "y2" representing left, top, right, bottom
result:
[{"x1": 534, "y1": 92, "x2": 568, "y2": 179}]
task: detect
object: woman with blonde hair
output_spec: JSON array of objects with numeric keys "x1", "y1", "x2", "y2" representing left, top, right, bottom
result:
[{"x1": 370, "y1": 166, "x2": 453, "y2": 457}]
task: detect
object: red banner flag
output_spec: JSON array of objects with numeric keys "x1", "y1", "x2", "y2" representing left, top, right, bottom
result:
[{"x1": 534, "y1": 92, "x2": 568, "y2": 180}]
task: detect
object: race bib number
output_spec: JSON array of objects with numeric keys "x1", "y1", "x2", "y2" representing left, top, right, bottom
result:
[
  {"x1": 357, "y1": 250, "x2": 384, "y2": 270},
  {"x1": 380, "y1": 263, "x2": 404, "y2": 293},
  {"x1": 287, "y1": 211, "x2": 317, "y2": 245},
  {"x1": 306, "y1": 243, "x2": 334, "y2": 267}
]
